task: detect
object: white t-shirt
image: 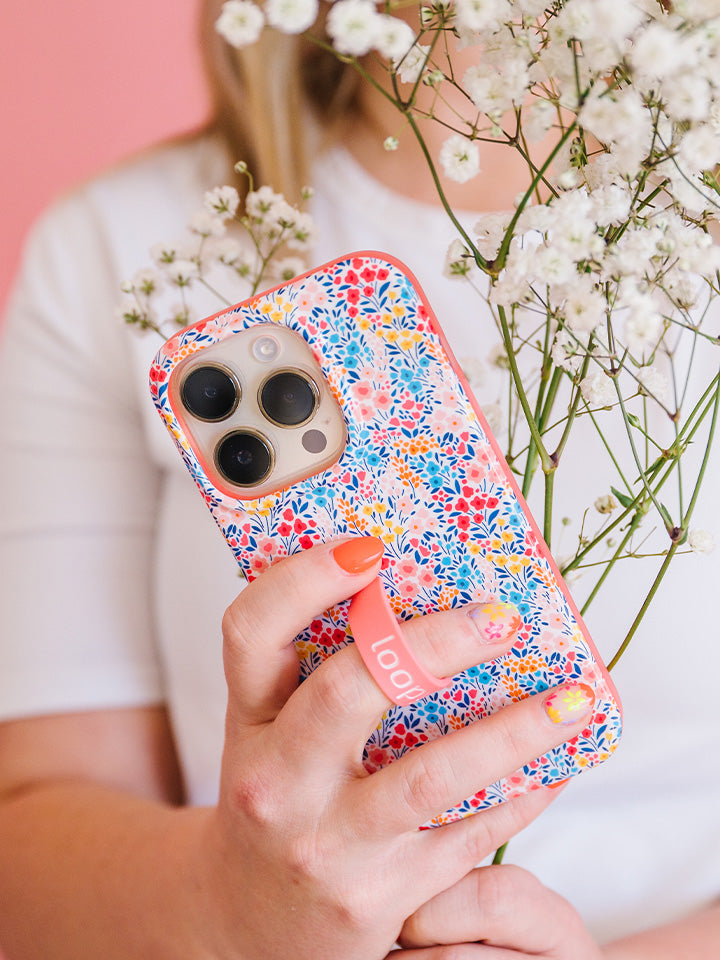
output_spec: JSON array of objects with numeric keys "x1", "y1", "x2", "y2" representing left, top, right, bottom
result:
[{"x1": 1, "y1": 135, "x2": 719, "y2": 942}]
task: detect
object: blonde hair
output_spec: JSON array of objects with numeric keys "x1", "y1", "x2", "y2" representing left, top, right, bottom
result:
[{"x1": 199, "y1": 0, "x2": 361, "y2": 197}]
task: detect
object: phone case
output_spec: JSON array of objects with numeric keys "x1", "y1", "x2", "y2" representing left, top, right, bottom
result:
[{"x1": 150, "y1": 251, "x2": 623, "y2": 827}]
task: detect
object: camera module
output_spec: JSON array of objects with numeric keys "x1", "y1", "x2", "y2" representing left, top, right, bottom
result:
[
  {"x1": 260, "y1": 370, "x2": 318, "y2": 427},
  {"x1": 181, "y1": 365, "x2": 239, "y2": 422},
  {"x1": 216, "y1": 431, "x2": 273, "y2": 487}
]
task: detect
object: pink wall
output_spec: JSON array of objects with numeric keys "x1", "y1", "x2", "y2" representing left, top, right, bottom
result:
[{"x1": 1, "y1": 0, "x2": 210, "y2": 315}]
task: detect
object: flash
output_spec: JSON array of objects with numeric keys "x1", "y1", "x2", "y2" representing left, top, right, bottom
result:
[{"x1": 252, "y1": 334, "x2": 281, "y2": 363}]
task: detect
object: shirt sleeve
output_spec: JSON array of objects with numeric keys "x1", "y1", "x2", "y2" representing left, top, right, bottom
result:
[{"x1": 0, "y1": 190, "x2": 165, "y2": 720}]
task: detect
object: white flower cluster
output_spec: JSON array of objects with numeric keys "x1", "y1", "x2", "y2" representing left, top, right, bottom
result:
[
  {"x1": 118, "y1": 178, "x2": 316, "y2": 336},
  {"x1": 215, "y1": 0, "x2": 418, "y2": 64}
]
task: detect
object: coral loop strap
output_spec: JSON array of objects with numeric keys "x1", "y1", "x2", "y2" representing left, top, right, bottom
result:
[{"x1": 348, "y1": 578, "x2": 452, "y2": 705}]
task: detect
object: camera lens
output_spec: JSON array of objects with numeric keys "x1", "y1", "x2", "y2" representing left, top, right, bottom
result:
[
  {"x1": 181, "y1": 365, "x2": 238, "y2": 422},
  {"x1": 216, "y1": 431, "x2": 273, "y2": 487},
  {"x1": 260, "y1": 371, "x2": 318, "y2": 426}
]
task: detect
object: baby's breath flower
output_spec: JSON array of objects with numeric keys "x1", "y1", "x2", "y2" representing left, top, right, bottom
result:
[
  {"x1": 374, "y1": 15, "x2": 415, "y2": 61},
  {"x1": 473, "y1": 212, "x2": 510, "y2": 260},
  {"x1": 265, "y1": 0, "x2": 318, "y2": 33},
  {"x1": 523, "y1": 98, "x2": 555, "y2": 143},
  {"x1": 487, "y1": 343, "x2": 510, "y2": 369},
  {"x1": 594, "y1": 494, "x2": 618, "y2": 515},
  {"x1": 166, "y1": 260, "x2": 200, "y2": 287},
  {"x1": 383, "y1": 136, "x2": 399, "y2": 151},
  {"x1": 205, "y1": 236, "x2": 242, "y2": 266},
  {"x1": 203, "y1": 185, "x2": 240, "y2": 220},
  {"x1": 215, "y1": 0, "x2": 265, "y2": 48},
  {"x1": 623, "y1": 303, "x2": 663, "y2": 356},
  {"x1": 150, "y1": 242, "x2": 178, "y2": 265},
  {"x1": 285, "y1": 210, "x2": 317, "y2": 251},
  {"x1": 551, "y1": 329, "x2": 584, "y2": 375},
  {"x1": 270, "y1": 256, "x2": 307, "y2": 281},
  {"x1": 327, "y1": 0, "x2": 381, "y2": 57},
  {"x1": 454, "y1": 0, "x2": 511, "y2": 35},
  {"x1": 483, "y1": 403, "x2": 503, "y2": 435},
  {"x1": 580, "y1": 369, "x2": 616, "y2": 407},
  {"x1": 443, "y1": 239, "x2": 475, "y2": 278},
  {"x1": 169, "y1": 303, "x2": 194, "y2": 327},
  {"x1": 246, "y1": 185, "x2": 284, "y2": 220},
  {"x1": 189, "y1": 210, "x2": 227, "y2": 237},
  {"x1": 439, "y1": 134, "x2": 480, "y2": 184},
  {"x1": 394, "y1": 43, "x2": 429, "y2": 85},
  {"x1": 131, "y1": 269, "x2": 163, "y2": 298},
  {"x1": 424, "y1": 69, "x2": 445, "y2": 88},
  {"x1": 636, "y1": 364, "x2": 668, "y2": 401},
  {"x1": 687, "y1": 529, "x2": 715, "y2": 555}
]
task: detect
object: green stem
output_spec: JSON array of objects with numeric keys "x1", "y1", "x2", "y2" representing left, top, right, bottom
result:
[
  {"x1": 498, "y1": 304, "x2": 552, "y2": 474},
  {"x1": 607, "y1": 370, "x2": 720, "y2": 671},
  {"x1": 579, "y1": 513, "x2": 642, "y2": 616},
  {"x1": 493, "y1": 118, "x2": 582, "y2": 271},
  {"x1": 492, "y1": 842, "x2": 508, "y2": 865},
  {"x1": 606, "y1": 542, "x2": 679, "y2": 671},
  {"x1": 543, "y1": 469, "x2": 555, "y2": 549}
]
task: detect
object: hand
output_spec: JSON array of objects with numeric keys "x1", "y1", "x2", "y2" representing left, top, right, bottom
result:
[
  {"x1": 394, "y1": 864, "x2": 604, "y2": 959},
  {"x1": 192, "y1": 537, "x2": 597, "y2": 960}
]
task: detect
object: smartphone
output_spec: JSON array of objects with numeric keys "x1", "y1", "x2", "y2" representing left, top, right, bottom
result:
[{"x1": 149, "y1": 251, "x2": 622, "y2": 826}]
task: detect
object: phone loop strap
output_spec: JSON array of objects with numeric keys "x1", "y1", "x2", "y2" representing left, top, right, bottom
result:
[{"x1": 348, "y1": 578, "x2": 452, "y2": 705}]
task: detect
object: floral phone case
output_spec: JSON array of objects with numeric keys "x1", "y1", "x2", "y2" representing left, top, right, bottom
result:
[{"x1": 150, "y1": 251, "x2": 622, "y2": 826}]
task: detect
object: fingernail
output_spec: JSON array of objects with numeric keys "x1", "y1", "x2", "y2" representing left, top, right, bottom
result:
[
  {"x1": 543, "y1": 683, "x2": 595, "y2": 725},
  {"x1": 332, "y1": 537, "x2": 385, "y2": 574},
  {"x1": 468, "y1": 601, "x2": 522, "y2": 643},
  {"x1": 547, "y1": 778, "x2": 570, "y2": 791}
]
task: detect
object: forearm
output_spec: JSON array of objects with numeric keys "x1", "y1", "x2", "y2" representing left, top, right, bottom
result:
[
  {"x1": 603, "y1": 902, "x2": 720, "y2": 960},
  {"x1": 0, "y1": 781, "x2": 214, "y2": 960}
]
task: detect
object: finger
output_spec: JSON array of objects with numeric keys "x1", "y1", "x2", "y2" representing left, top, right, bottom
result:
[
  {"x1": 271, "y1": 600, "x2": 522, "y2": 774},
  {"x1": 400, "y1": 864, "x2": 585, "y2": 954},
  {"x1": 355, "y1": 683, "x2": 595, "y2": 835},
  {"x1": 222, "y1": 537, "x2": 383, "y2": 727},
  {"x1": 385, "y1": 947, "x2": 483, "y2": 959},
  {"x1": 390, "y1": 949, "x2": 532, "y2": 959},
  {"x1": 415, "y1": 786, "x2": 556, "y2": 895},
  {"x1": 382, "y1": 787, "x2": 555, "y2": 917}
]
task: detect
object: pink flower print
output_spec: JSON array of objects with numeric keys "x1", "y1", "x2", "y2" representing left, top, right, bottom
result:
[
  {"x1": 430, "y1": 409, "x2": 452, "y2": 433},
  {"x1": 465, "y1": 461, "x2": 489, "y2": 485},
  {"x1": 420, "y1": 506, "x2": 439, "y2": 532},
  {"x1": 357, "y1": 401, "x2": 376, "y2": 421},
  {"x1": 440, "y1": 388, "x2": 461, "y2": 408},
  {"x1": 375, "y1": 389, "x2": 393, "y2": 411},
  {"x1": 538, "y1": 629, "x2": 571, "y2": 656},
  {"x1": 296, "y1": 280, "x2": 329, "y2": 310},
  {"x1": 397, "y1": 495, "x2": 415, "y2": 514},
  {"x1": 395, "y1": 556, "x2": 419, "y2": 580},
  {"x1": 399, "y1": 579, "x2": 420, "y2": 599},
  {"x1": 446, "y1": 411, "x2": 467, "y2": 433},
  {"x1": 418, "y1": 568, "x2": 436, "y2": 589},
  {"x1": 215, "y1": 504, "x2": 246, "y2": 527},
  {"x1": 255, "y1": 535, "x2": 277, "y2": 560},
  {"x1": 352, "y1": 380, "x2": 374, "y2": 400}
]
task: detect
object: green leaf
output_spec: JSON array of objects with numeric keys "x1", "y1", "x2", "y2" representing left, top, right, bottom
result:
[
  {"x1": 610, "y1": 486, "x2": 634, "y2": 509},
  {"x1": 658, "y1": 502, "x2": 674, "y2": 531}
]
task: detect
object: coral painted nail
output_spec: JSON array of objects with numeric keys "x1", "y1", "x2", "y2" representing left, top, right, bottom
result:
[
  {"x1": 468, "y1": 601, "x2": 522, "y2": 643},
  {"x1": 544, "y1": 683, "x2": 595, "y2": 725},
  {"x1": 332, "y1": 537, "x2": 385, "y2": 574}
]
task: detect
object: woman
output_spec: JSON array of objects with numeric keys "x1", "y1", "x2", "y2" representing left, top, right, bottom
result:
[{"x1": 0, "y1": 1, "x2": 718, "y2": 956}]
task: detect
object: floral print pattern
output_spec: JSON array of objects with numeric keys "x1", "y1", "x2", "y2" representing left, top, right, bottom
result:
[{"x1": 150, "y1": 252, "x2": 622, "y2": 827}]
